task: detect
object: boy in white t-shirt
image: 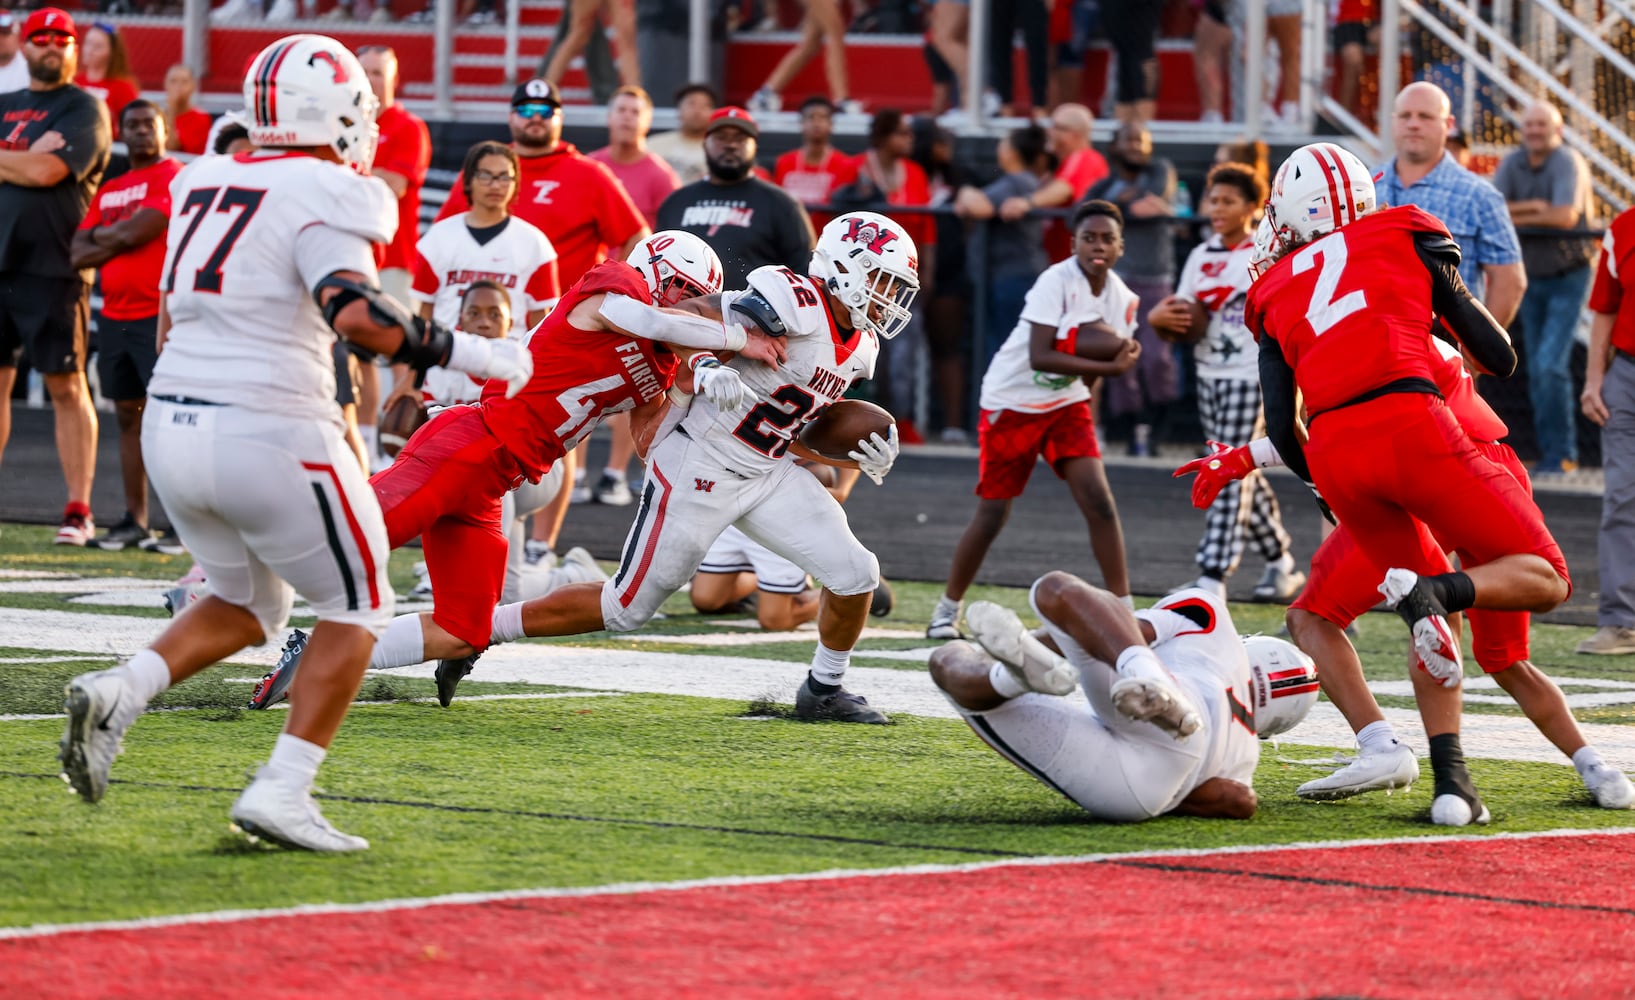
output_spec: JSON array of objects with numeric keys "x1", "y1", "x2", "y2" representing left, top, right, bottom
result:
[
  {"x1": 928, "y1": 201, "x2": 1142, "y2": 639},
  {"x1": 1149, "y1": 163, "x2": 1302, "y2": 603}
]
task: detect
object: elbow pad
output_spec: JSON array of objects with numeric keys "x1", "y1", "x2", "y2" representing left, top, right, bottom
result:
[
  {"x1": 314, "y1": 272, "x2": 453, "y2": 371},
  {"x1": 729, "y1": 289, "x2": 789, "y2": 337}
]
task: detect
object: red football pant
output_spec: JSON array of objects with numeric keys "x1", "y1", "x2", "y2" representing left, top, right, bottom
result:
[{"x1": 369, "y1": 406, "x2": 527, "y2": 651}]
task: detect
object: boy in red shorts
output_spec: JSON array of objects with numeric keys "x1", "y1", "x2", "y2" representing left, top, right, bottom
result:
[{"x1": 928, "y1": 201, "x2": 1141, "y2": 639}]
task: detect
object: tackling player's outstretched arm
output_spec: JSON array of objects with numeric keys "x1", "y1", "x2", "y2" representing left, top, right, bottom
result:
[
  {"x1": 1027, "y1": 321, "x2": 1141, "y2": 378},
  {"x1": 1170, "y1": 777, "x2": 1257, "y2": 819},
  {"x1": 587, "y1": 292, "x2": 789, "y2": 366},
  {"x1": 1414, "y1": 232, "x2": 1518, "y2": 377}
]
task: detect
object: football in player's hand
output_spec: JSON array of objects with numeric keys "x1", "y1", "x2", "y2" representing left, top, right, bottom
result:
[
  {"x1": 1062, "y1": 320, "x2": 1129, "y2": 361},
  {"x1": 379, "y1": 395, "x2": 428, "y2": 457},
  {"x1": 799, "y1": 399, "x2": 895, "y2": 461}
]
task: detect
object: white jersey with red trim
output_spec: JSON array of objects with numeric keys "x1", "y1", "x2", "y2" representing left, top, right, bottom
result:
[
  {"x1": 678, "y1": 264, "x2": 879, "y2": 477},
  {"x1": 410, "y1": 215, "x2": 560, "y2": 332},
  {"x1": 152, "y1": 150, "x2": 397, "y2": 423},
  {"x1": 1137, "y1": 589, "x2": 1262, "y2": 801},
  {"x1": 1174, "y1": 234, "x2": 1258, "y2": 381}
]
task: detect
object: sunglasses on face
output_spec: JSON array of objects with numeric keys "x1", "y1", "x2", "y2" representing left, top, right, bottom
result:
[
  {"x1": 513, "y1": 102, "x2": 560, "y2": 120},
  {"x1": 28, "y1": 31, "x2": 75, "y2": 48}
]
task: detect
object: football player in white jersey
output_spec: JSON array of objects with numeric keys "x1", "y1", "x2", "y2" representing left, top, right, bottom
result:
[
  {"x1": 930, "y1": 571, "x2": 1318, "y2": 821},
  {"x1": 56, "y1": 34, "x2": 533, "y2": 852},
  {"x1": 454, "y1": 211, "x2": 918, "y2": 722}
]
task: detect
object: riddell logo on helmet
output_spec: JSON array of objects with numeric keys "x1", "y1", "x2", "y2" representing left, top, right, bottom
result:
[
  {"x1": 251, "y1": 129, "x2": 300, "y2": 144},
  {"x1": 841, "y1": 218, "x2": 898, "y2": 255}
]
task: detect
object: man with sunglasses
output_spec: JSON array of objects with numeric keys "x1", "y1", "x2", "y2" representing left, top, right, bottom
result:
[
  {"x1": 0, "y1": 7, "x2": 111, "y2": 545},
  {"x1": 0, "y1": 10, "x2": 29, "y2": 93}
]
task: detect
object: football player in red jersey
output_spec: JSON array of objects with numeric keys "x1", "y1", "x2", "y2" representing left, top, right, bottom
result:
[
  {"x1": 255, "y1": 232, "x2": 789, "y2": 708},
  {"x1": 1245, "y1": 142, "x2": 1571, "y2": 826}
]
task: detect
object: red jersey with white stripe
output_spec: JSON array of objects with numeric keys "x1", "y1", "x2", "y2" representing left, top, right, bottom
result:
[
  {"x1": 680, "y1": 264, "x2": 879, "y2": 477},
  {"x1": 478, "y1": 260, "x2": 677, "y2": 481},
  {"x1": 1590, "y1": 206, "x2": 1635, "y2": 356},
  {"x1": 410, "y1": 214, "x2": 561, "y2": 331},
  {"x1": 1244, "y1": 205, "x2": 1452, "y2": 415},
  {"x1": 1432, "y1": 337, "x2": 1508, "y2": 443}
]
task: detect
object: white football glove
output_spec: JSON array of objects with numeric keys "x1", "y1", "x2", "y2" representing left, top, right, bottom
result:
[
  {"x1": 848, "y1": 425, "x2": 899, "y2": 486},
  {"x1": 692, "y1": 357, "x2": 749, "y2": 412},
  {"x1": 446, "y1": 331, "x2": 533, "y2": 399}
]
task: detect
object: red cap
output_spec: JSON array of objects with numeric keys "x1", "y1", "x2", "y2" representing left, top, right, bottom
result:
[
  {"x1": 23, "y1": 7, "x2": 78, "y2": 41},
  {"x1": 706, "y1": 106, "x2": 759, "y2": 139}
]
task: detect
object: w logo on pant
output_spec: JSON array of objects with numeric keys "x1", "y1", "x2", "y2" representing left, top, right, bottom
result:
[{"x1": 694, "y1": 478, "x2": 716, "y2": 493}]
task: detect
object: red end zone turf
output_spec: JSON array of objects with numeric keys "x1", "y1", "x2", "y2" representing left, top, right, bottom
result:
[{"x1": 7, "y1": 832, "x2": 1635, "y2": 998}]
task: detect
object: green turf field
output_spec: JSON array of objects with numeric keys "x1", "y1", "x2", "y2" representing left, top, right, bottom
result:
[{"x1": 4, "y1": 523, "x2": 1635, "y2": 930}]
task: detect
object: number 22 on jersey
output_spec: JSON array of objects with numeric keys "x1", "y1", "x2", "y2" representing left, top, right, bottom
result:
[
  {"x1": 165, "y1": 186, "x2": 267, "y2": 294},
  {"x1": 1291, "y1": 232, "x2": 1368, "y2": 335}
]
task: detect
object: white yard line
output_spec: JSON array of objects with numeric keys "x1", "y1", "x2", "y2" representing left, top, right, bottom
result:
[
  {"x1": 3, "y1": 825, "x2": 1630, "y2": 941},
  {"x1": 0, "y1": 691, "x2": 625, "y2": 722}
]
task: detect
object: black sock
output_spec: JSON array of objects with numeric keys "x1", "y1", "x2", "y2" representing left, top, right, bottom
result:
[
  {"x1": 1428, "y1": 733, "x2": 1480, "y2": 803},
  {"x1": 1424, "y1": 571, "x2": 1476, "y2": 615},
  {"x1": 805, "y1": 673, "x2": 841, "y2": 696}
]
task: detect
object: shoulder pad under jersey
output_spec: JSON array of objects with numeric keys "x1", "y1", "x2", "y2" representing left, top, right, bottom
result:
[{"x1": 308, "y1": 164, "x2": 398, "y2": 246}]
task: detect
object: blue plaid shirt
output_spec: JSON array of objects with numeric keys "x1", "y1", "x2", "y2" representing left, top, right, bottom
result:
[{"x1": 1374, "y1": 151, "x2": 1522, "y2": 298}]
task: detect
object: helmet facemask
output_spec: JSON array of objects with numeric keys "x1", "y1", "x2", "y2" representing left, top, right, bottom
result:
[{"x1": 832, "y1": 255, "x2": 918, "y2": 340}]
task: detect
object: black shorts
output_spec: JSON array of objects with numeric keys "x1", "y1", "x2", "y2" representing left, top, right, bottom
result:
[
  {"x1": 1333, "y1": 20, "x2": 1370, "y2": 50},
  {"x1": 0, "y1": 275, "x2": 91, "y2": 374},
  {"x1": 95, "y1": 313, "x2": 159, "y2": 401}
]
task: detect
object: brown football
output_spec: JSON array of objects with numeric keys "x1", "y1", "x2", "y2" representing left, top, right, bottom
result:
[
  {"x1": 379, "y1": 394, "x2": 429, "y2": 457},
  {"x1": 799, "y1": 399, "x2": 895, "y2": 461},
  {"x1": 1063, "y1": 320, "x2": 1128, "y2": 361}
]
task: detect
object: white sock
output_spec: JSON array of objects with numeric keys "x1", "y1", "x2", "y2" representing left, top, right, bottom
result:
[
  {"x1": 265, "y1": 733, "x2": 326, "y2": 787},
  {"x1": 602, "y1": 467, "x2": 626, "y2": 482},
  {"x1": 1272, "y1": 552, "x2": 1296, "y2": 573},
  {"x1": 988, "y1": 660, "x2": 1027, "y2": 699},
  {"x1": 809, "y1": 643, "x2": 850, "y2": 686},
  {"x1": 1573, "y1": 745, "x2": 1607, "y2": 776},
  {"x1": 1115, "y1": 645, "x2": 1167, "y2": 682},
  {"x1": 934, "y1": 595, "x2": 960, "y2": 619},
  {"x1": 490, "y1": 602, "x2": 526, "y2": 644},
  {"x1": 370, "y1": 613, "x2": 425, "y2": 669},
  {"x1": 116, "y1": 648, "x2": 172, "y2": 704},
  {"x1": 1356, "y1": 720, "x2": 1398, "y2": 754},
  {"x1": 1117, "y1": 594, "x2": 1135, "y2": 609}
]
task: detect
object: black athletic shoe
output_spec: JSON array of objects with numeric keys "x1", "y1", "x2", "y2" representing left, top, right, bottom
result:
[
  {"x1": 138, "y1": 529, "x2": 186, "y2": 555},
  {"x1": 91, "y1": 514, "x2": 152, "y2": 551},
  {"x1": 795, "y1": 680, "x2": 889, "y2": 724},
  {"x1": 434, "y1": 650, "x2": 482, "y2": 707},
  {"x1": 870, "y1": 579, "x2": 895, "y2": 618},
  {"x1": 248, "y1": 630, "x2": 308, "y2": 710}
]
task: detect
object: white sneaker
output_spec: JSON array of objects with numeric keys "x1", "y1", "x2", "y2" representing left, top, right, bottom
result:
[
  {"x1": 1430, "y1": 793, "x2": 1491, "y2": 827},
  {"x1": 1379, "y1": 568, "x2": 1463, "y2": 688},
  {"x1": 747, "y1": 87, "x2": 781, "y2": 113},
  {"x1": 967, "y1": 601, "x2": 1077, "y2": 696},
  {"x1": 560, "y1": 546, "x2": 609, "y2": 584},
  {"x1": 926, "y1": 602, "x2": 962, "y2": 640},
  {"x1": 1583, "y1": 764, "x2": 1635, "y2": 809},
  {"x1": 1111, "y1": 675, "x2": 1201, "y2": 740},
  {"x1": 230, "y1": 768, "x2": 369, "y2": 852},
  {"x1": 568, "y1": 479, "x2": 593, "y2": 505},
  {"x1": 1297, "y1": 743, "x2": 1419, "y2": 800},
  {"x1": 59, "y1": 670, "x2": 146, "y2": 803},
  {"x1": 523, "y1": 540, "x2": 555, "y2": 567}
]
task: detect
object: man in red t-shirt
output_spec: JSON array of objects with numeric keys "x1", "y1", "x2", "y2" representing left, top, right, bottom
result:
[
  {"x1": 162, "y1": 63, "x2": 211, "y2": 155},
  {"x1": 774, "y1": 96, "x2": 856, "y2": 233},
  {"x1": 998, "y1": 103, "x2": 1108, "y2": 260},
  {"x1": 360, "y1": 45, "x2": 431, "y2": 468},
  {"x1": 588, "y1": 85, "x2": 681, "y2": 227},
  {"x1": 69, "y1": 100, "x2": 181, "y2": 551}
]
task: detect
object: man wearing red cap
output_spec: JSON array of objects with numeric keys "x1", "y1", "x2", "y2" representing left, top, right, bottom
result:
[
  {"x1": 655, "y1": 105, "x2": 815, "y2": 288},
  {"x1": 0, "y1": 7, "x2": 112, "y2": 545}
]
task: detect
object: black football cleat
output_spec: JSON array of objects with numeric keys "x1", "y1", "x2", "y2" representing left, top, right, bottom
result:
[
  {"x1": 248, "y1": 630, "x2": 308, "y2": 710},
  {"x1": 794, "y1": 680, "x2": 889, "y2": 724},
  {"x1": 869, "y1": 579, "x2": 895, "y2": 618},
  {"x1": 434, "y1": 650, "x2": 483, "y2": 708}
]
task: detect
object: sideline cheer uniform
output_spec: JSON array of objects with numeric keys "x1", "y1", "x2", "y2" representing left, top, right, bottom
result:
[
  {"x1": 600, "y1": 264, "x2": 880, "y2": 631},
  {"x1": 370, "y1": 260, "x2": 676, "y2": 649},
  {"x1": 149, "y1": 150, "x2": 397, "y2": 637},
  {"x1": 954, "y1": 588, "x2": 1259, "y2": 821},
  {"x1": 975, "y1": 256, "x2": 1138, "y2": 499},
  {"x1": 1247, "y1": 205, "x2": 1566, "y2": 592}
]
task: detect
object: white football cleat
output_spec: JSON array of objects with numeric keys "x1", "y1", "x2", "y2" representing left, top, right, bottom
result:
[
  {"x1": 1110, "y1": 675, "x2": 1201, "y2": 740},
  {"x1": 1430, "y1": 793, "x2": 1491, "y2": 827},
  {"x1": 966, "y1": 601, "x2": 1077, "y2": 696},
  {"x1": 1297, "y1": 743, "x2": 1420, "y2": 800},
  {"x1": 1583, "y1": 764, "x2": 1635, "y2": 809},
  {"x1": 1379, "y1": 568, "x2": 1463, "y2": 688},
  {"x1": 560, "y1": 546, "x2": 610, "y2": 584},
  {"x1": 230, "y1": 767, "x2": 370, "y2": 852},
  {"x1": 59, "y1": 670, "x2": 146, "y2": 804}
]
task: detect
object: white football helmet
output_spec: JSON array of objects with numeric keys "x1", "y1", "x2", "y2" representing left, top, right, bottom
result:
[
  {"x1": 1244, "y1": 635, "x2": 1320, "y2": 738},
  {"x1": 1247, "y1": 215, "x2": 1279, "y2": 282},
  {"x1": 633, "y1": 230, "x2": 724, "y2": 307},
  {"x1": 243, "y1": 34, "x2": 379, "y2": 171},
  {"x1": 809, "y1": 211, "x2": 920, "y2": 339},
  {"x1": 1263, "y1": 142, "x2": 1376, "y2": 262}
]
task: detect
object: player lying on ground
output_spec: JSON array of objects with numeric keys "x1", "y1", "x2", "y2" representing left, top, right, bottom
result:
[
  {"x1": 57, "y1": 34, "x2": 537, "y2": 851},
  {"x1": 1246, "y1": 143, "x2": 1573, "y2": 825},
  {"x1": 929, "y1": 572, "x2": 1319, "y2": 821},
  {"x1": 254, "y1": 230, "x2": 792, "y2": 705},
  {"x1": 1176, "y1": 339, "x2": 1634, "y2": 810},
  {"x1": 435, "y1": 211, "x2": 917, "y2": 723}
]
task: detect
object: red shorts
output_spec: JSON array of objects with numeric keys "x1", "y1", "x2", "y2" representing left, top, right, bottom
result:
[
  {"x1": 369, "y1": 406, "x2": 529, "y2": 650},
  {"x1": 976, "y1": 402, "x2": 1100, "y2": 500}
]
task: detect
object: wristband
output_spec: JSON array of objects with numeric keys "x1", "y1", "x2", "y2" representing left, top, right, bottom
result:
[{"x1": 689, "y1": 354, "x2": 721, "y2": 373}]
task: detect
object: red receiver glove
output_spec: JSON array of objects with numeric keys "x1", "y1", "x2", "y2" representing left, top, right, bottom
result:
[{"x1": 1173, "y1": 441, "x2": 1256, "y2": 509}]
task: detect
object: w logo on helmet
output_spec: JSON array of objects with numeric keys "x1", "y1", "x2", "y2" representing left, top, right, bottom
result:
[
  {"x1": 308, "y1": 50, "x2": 351, "y2": 83},
  {"x1": 841, "y1": 217, "x2": 899, "y2": 255}
]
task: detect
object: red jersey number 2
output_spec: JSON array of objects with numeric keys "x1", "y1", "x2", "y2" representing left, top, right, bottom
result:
[{"x1": 1291, "y1": 232, "x2": 1368, "y2": 335}]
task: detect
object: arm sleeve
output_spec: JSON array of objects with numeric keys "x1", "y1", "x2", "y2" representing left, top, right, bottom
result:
[
  {"x1": 295, "y1": 225, "x2": 380, "y2": 296},
  {"x1": 1257, "y1": 333, "x2": 1312, "y2": 483},
  {"x1": 598, "y1": 293, "x2": 746, "y2": 350},
  {"x1": 51, "y1": 97, "x2": 111, "y2": 181},
  {"x1": 1414, "y1": 231, "x2": 1518, "y2": 377}
]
